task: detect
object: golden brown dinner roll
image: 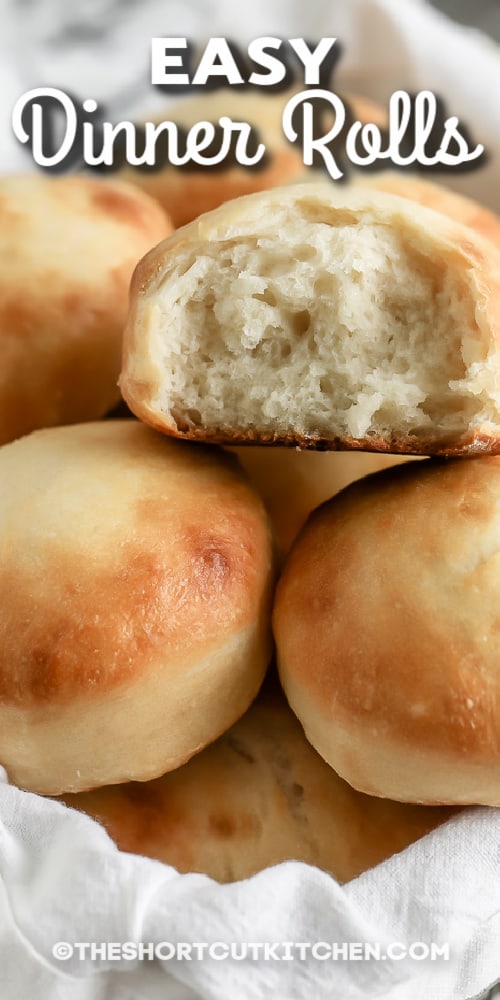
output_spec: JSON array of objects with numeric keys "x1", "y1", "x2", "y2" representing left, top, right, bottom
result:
[
  {"x1": 274, "y1": 456, "x2": 500, "y2": 806},
  {"x1": 120, "y1": 182, "x2": 500, "y2": 456},
  {"x1": 121, "y1": 89, "x2": 387, "y2": 228},
  {"x1": 229, "y1": 447, "x2": 413, "y2": 553},
  {"x1": 0, "y1": 174, "x2": 170, "y2": 446},
  {"x1": 61, "y1": 677, "x2": 456, "y2": 882},
  {"x1": 355, "y1": 172, "x2": 500, "y2": 247},
  {"x1": 0, "y1": 421, "x2": 274, "y2": 795}
]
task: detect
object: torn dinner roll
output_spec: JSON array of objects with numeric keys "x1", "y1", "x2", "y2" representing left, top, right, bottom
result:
[
  {"x1": 61, "y1": 678, "x2": 456, "y2": 883},
  {"x1": 0, "y1": 174, "x2": 170, "y2": 445},
  {"x1": 274, "y1": 457, "x2": 500, "y2": 805},
  {"x1": 120, "y1": 183, "x2": 500, "y2": 456},
  {"x1": 0, "y1": 421, "x2": 274, "y2": 795}
]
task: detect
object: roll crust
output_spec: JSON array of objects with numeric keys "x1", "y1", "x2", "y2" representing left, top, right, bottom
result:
[
  {"x1": 0, "y1": 421, "x2": 275, "y2": 794},
  {"x1": 228, "y1": 446, "x2": 413, "y2": 553},
  {"x1": 0, "y1": 175, "x2": 170, "y2": 445},
  {"x1": 274, "y1": 456, "x2": 500, "y2": 805},
  {"x1": 354, "y1": 172, "x2": 500, "y2": 247}
]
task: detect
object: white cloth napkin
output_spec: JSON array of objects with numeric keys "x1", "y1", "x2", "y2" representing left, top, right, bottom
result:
[
  {"x1": 1, "y1": 765, "x2": 500, "y2": 1000},
  {"x1": 1, "y1": 2, "x2": 500, "y2": 998}
]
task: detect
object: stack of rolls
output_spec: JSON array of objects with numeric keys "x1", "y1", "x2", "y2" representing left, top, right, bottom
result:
[
  {"x1": 0, "y1": 415, "x2": 456, "y2": 882},
  {"x1": 3, "y1": 101, "x2": 500, "y2": 885},
  {"x1": 117, "y1": 179, "x2": 500, "y2": 818}
]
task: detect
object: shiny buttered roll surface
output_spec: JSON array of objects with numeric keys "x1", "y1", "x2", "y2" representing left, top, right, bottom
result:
[
  {"x1": 61, "y1": 679, "x2": 456, "y2": 883},
  {"x1": 0, "y1": 421, "x2": 275, "y2": 795},
  {"x1": 274, "y1": 457, "x2": 500, "y2": 805},
  {"x1": 0, "y1": 174, "x2": 170, "y2": 445}
]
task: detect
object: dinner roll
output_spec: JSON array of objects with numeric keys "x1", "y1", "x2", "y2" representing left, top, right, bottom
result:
[
  {"x1": 0, "y1": 174, "x2": 170, "y2": 445},
  {"x1": 0, "y1": 421, "x2": 274, "y2": 795},
  {"x1": 274, "y1": 457, "x2": 500, "y2": 805},
  {"x1": 229, "y1": 447, "x2": 412, "y2": 553},
  {"x1": 120, "y1": 183, "x2": 500, "y2": 456},
  {"x1": 354, "y1": 172, "x2": 500, "y2": 246},
  {"x1": 61, "y1": 677, "x2": 456, "y2": 883},
  {"x1": 121, "y1": 89, "x2": 387, "y2": 228}
]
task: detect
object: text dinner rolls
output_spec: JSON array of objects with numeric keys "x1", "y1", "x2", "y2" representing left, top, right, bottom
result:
[
  {"x1": 121, "y1": 89, "x2": 387, "y2": 227},
  {"x1": 0, "y1": 421, "x2": 274, "y2": 794},
  {"x1": 121, "y1": 183, "x2": 500, "y2": 456},
  {"x1": 274, "y1": 457, "x2": 500, "y2": 805},
  {"x1": 0, "y1": 174, "x2": 170, "y2": 445}
]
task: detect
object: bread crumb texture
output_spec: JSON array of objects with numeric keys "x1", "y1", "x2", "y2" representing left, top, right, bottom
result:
[{"x1": 121, "y1": 185, "x2": 500, "y2": 453}]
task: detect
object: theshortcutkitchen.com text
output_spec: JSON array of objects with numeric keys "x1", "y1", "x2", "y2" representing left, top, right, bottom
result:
[{"x1": 12, "y1": 37, "x2": 484, "y2": 176}]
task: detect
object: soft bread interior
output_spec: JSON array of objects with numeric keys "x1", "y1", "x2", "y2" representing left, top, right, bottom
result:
[{"x1": 141, "y1": 197, "x2": 500, "y2": 443}]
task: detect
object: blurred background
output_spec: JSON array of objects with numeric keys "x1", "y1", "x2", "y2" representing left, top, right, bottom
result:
[{"x1": 431, "y1": 0, "x2": 499, "y2": 39}]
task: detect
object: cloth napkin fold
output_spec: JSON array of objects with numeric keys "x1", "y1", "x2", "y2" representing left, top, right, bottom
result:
[{"x1": 1, "y1": 768, "x2": 500, "y2": 1000}]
